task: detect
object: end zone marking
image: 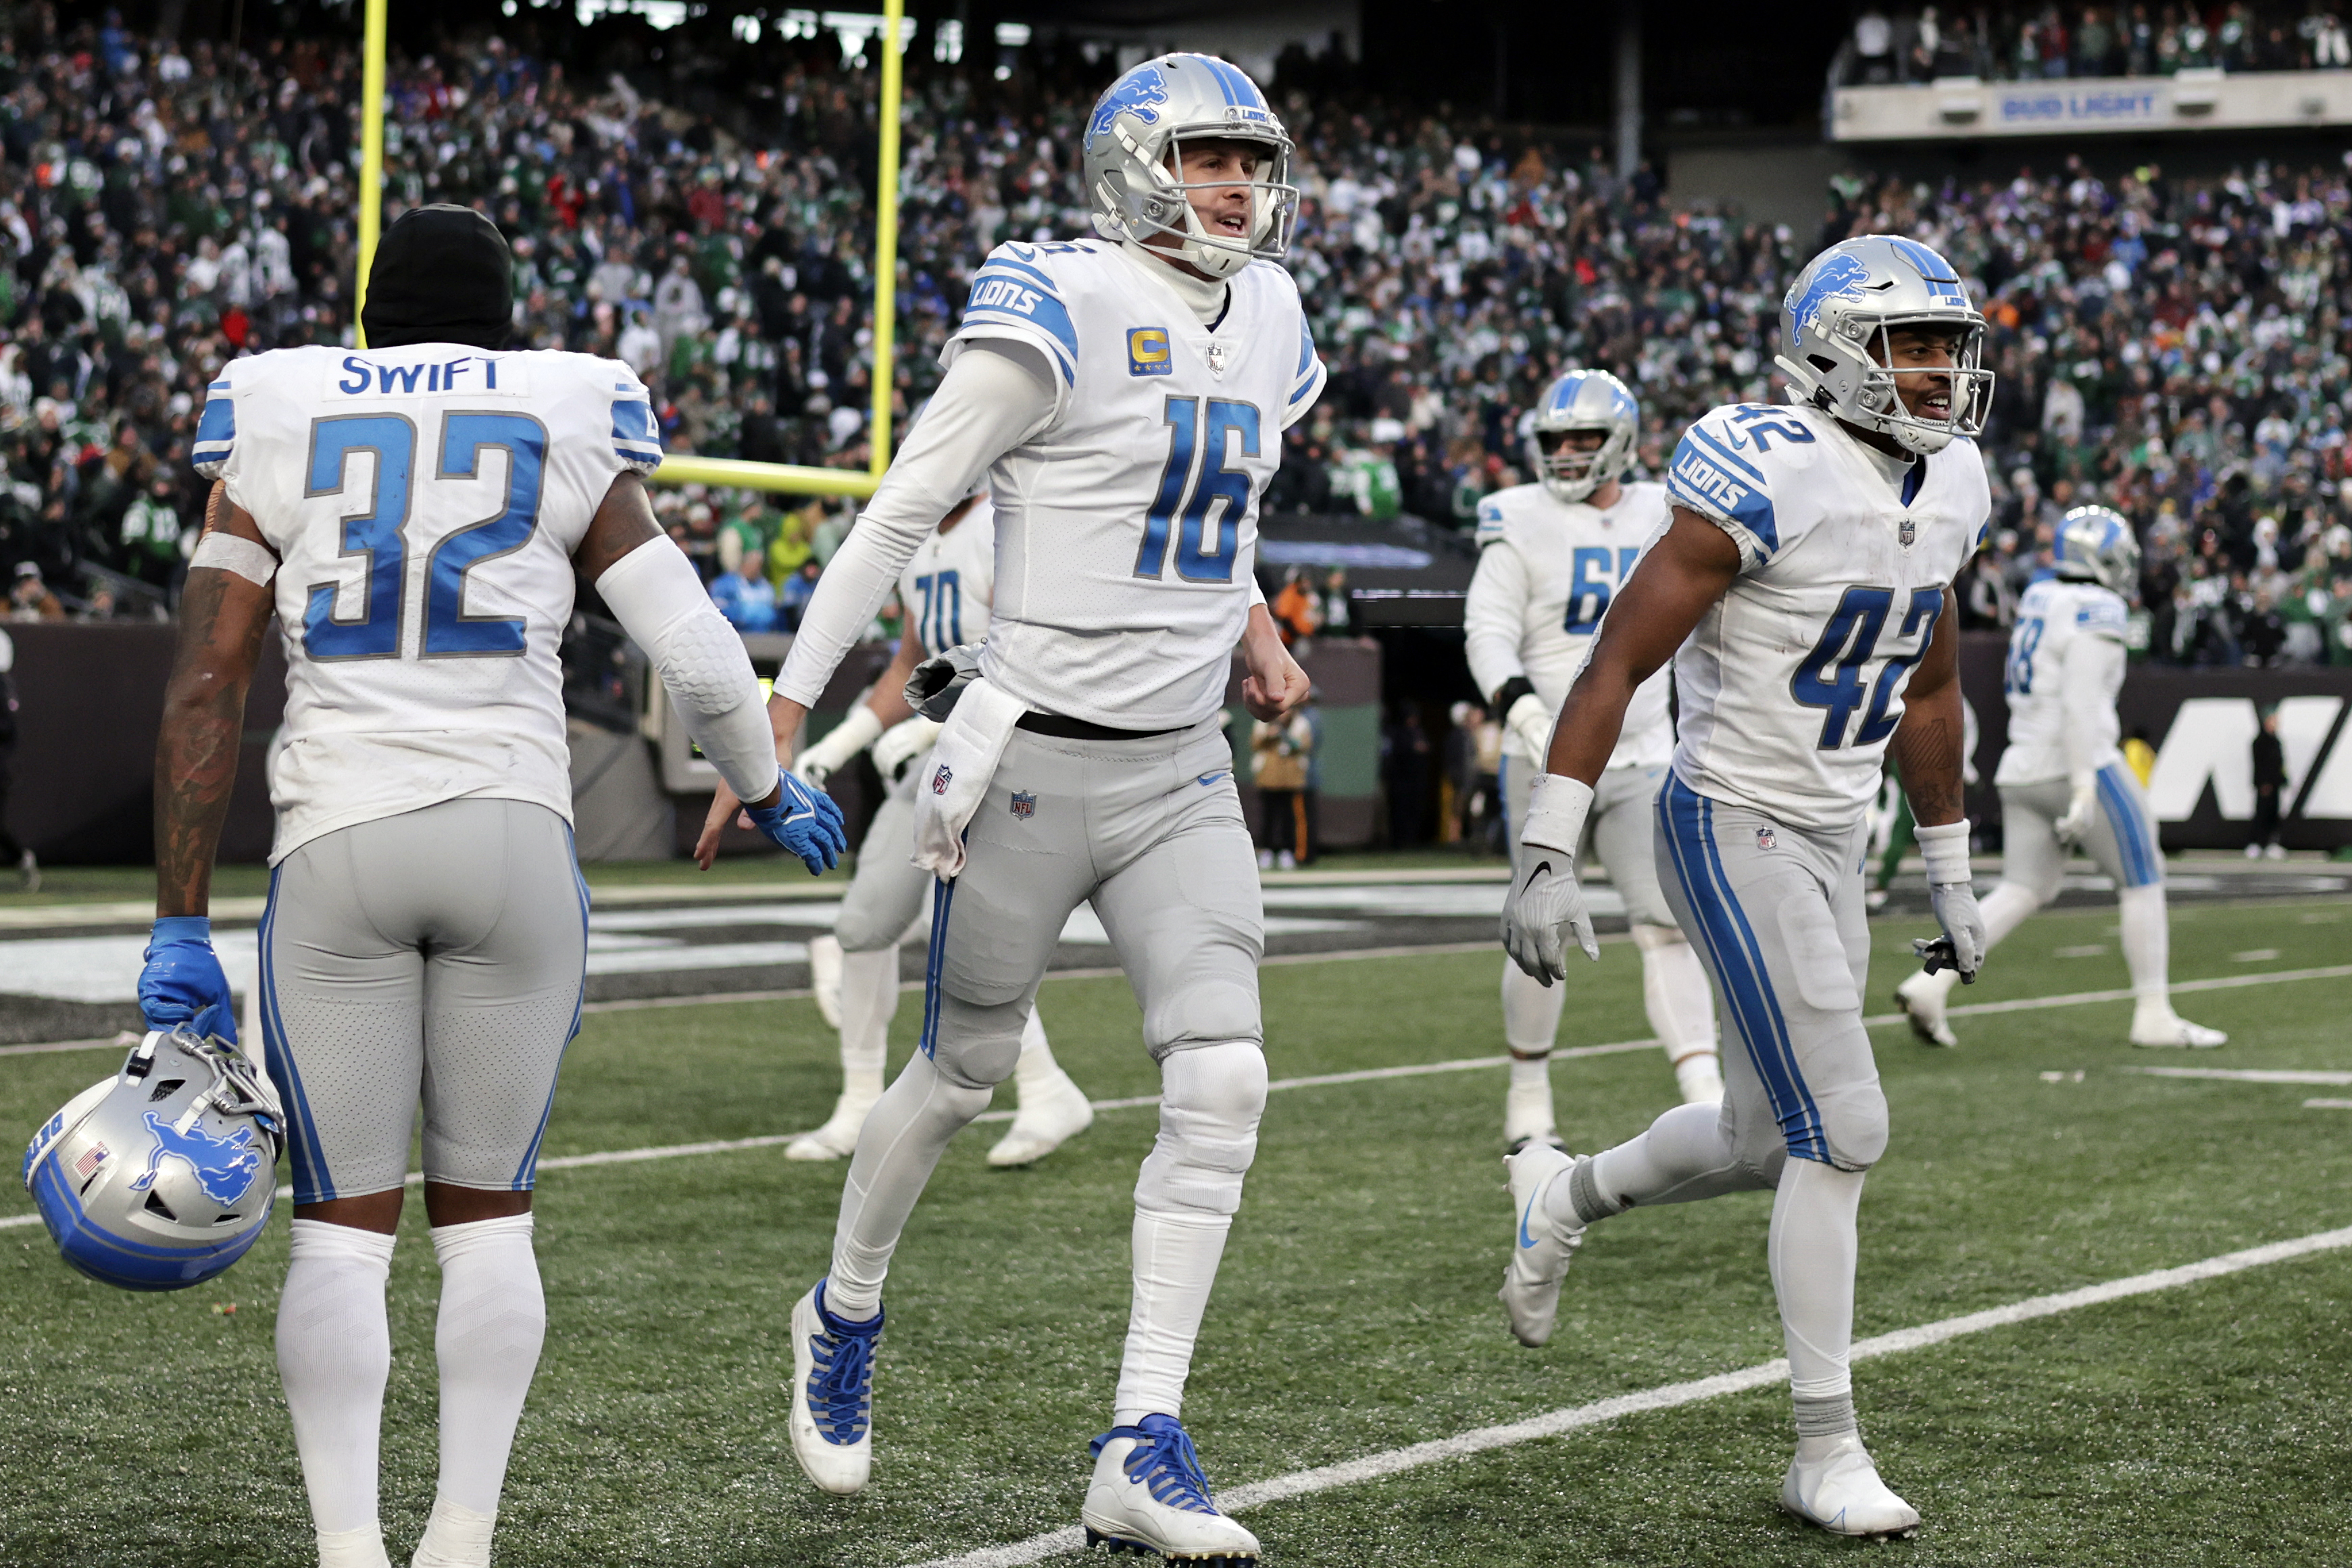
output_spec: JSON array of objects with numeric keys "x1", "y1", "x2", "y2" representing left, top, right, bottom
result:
[{"x1": 908, "y1": 1223, "x2": 2352, "y2": 1568}]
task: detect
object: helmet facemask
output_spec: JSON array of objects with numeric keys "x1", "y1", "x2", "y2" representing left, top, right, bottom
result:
[
  {"x1": 1098, "y1": 124, "x2": 1299, "y2": 280},
  {"x1": 1530, "y1": 427, "x2": 1621, "y2": 504},
  {"x1": 1781, "y1": 315, "x2": 1994, "y2": 457}
]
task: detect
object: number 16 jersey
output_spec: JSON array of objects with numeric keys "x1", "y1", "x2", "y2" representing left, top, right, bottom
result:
[
  {"x1": 195, "y1": 345, "x2": 661, "y2": 863},
  {"x1": 1663, "y1": 401, "x2": 1989, "y2": 834},
  {"x1": 944, "y1": 238, "x2": 1325, "y2": 731}
]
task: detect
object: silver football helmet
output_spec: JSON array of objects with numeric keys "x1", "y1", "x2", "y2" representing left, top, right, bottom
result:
[
  {"x1": 1775, "y1": 234, "x2": 1993, "y2": 456},
  {"x1": 2053, "y1": 505, "x2": 2143, "y2": 596},
  {"x1": 22, "y1": 1024, "x2": 283, "y2": 1291},
  {"x1": 1082, "y1": 53, "x2": 1297, "y2": 280},
  {"x1": 1526, "y1": 369, "x2": 1640, "y2": 504}
]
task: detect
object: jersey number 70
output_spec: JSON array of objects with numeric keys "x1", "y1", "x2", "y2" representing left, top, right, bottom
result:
[
  {"x1": 1134, "y1": 395, "x2": 1261, "y2": 584},
  {"x1": 303, "y1": 412, "x2": 546, "y2": 661}
]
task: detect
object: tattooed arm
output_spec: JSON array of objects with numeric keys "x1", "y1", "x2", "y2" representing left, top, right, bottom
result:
[
  {"x1": 154, "y1": 482, "x2": 278, "y2": 917},
  {"x1": 1887, "y1": 591, "x2": 1968, "y2": 828}
]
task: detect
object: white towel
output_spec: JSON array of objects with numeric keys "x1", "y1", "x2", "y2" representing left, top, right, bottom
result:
[{"x1": 909, "y1": 676, "x2": 1027, "y2": 878}]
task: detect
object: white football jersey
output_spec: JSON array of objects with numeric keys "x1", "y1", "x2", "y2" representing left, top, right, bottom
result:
[
  {"x1": 897, "y1": 497, "x2": 998, "y2": 657},
  {"x1": 1466, "y1": 479, "x2": 1674, "y2": 769},
  {"x1": 194, "y1": 343, "x2": 661, "y2": 863},
  {"x1": 943, "y1": 239, "x2": 1325, "y2": 730},
  {"x1": 1663, "y1": 401, "x2": 1989, "y2": 834},
  {"x1": 1995, "y1": 576, "x2": 2127, "y2": 787}
]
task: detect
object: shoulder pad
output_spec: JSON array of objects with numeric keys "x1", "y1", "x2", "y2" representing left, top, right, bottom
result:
[{"x1": 1666, "y1": 407, "x2": 1782, "y2": 559}]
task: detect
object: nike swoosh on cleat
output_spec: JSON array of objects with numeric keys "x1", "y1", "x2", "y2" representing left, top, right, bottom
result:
[{"x1": 1518, "y1": 1196, "x2": 1539, "y2": 1250}]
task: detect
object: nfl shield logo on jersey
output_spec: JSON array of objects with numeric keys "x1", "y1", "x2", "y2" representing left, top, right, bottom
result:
[
  {"x1": 1010, "y1": 790, "x2": 1036, "y2": 820},
  {"x1": 932, "y1": 763, "x2": 953, "y2": 795},
  {"x1": 1756, "y1": 826, "x2": 1778, "y2": 851},
  {"x1": 1899, "y1": 516, "x2": 1917, "y2": 549}
]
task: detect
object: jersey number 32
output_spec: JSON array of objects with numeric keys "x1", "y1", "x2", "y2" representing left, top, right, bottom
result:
[{"x1": 303, "y1": 412, "x2": 546, "y2": 661}]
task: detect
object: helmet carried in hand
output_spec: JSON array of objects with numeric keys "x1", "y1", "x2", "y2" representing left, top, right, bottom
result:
[{"x1": 22, "y1": 1024, "x2": 284, "y2": 1291}]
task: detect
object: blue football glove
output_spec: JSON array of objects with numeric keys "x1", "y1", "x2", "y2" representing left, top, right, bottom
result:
[
  {"x1": 745, "y1": 768, "x2": 849, "y2": 875},
  {"x1": 139, "y1": 916, "x2": 237, "y2": 1044}
]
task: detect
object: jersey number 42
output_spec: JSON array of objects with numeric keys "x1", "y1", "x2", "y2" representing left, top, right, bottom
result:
[
  {"x1": 1791, "y1": 586, "x2": 1944, "y2": 751},
  {"x1": 303, "y1": 411, "x2": 546, "y2": 661}
]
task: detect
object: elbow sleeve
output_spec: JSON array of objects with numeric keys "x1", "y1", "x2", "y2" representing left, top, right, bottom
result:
[{"x1": 597, "y1": 538, "x2": 779, "y2": 803}]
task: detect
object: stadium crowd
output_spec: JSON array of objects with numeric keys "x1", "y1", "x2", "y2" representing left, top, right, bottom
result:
[
  {"x1": 1840, "y1": 5, "x2": 2352, "y2": 85},
  {"x1": 0, "y1": 11, "x2": 2349, "y2": 665}
]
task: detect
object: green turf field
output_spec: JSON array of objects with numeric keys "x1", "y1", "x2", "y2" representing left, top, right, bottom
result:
[{"x1": 4, "y1": 896, "x2": 2349, "y2": 1566}]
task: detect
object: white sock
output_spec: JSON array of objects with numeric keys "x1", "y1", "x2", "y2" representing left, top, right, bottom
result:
[
  {"x1": 2118, "y1": 884, "x2": 2171, "y2": 1004},
  {"x1": 1562, "y1": 1101, "x2": 1754, "y2": 1225},
  {"x1": 1013, "y1": 1008, "x2": 1063, "y2": 1096},
  {"x1": 1112, "y1": 1042, "x2": 1264, "y2": 1424},
  {"x1": 827, "y1": 1051, "x2": 993, "y2": 1318},
  {"x1": 1508, "y1": 1053, "x2": 1550, "y2": 1089},
  {"x1": 1916, "y1": 880, "x2": 2042, "y2": 1003},
  {"x1": 315, "y1": 1525, "x2": 394, "y2": 1568},
  {"x1": 836, "y1": 945, "x2": 899, "y2": 1099},
  {"x1": 1501, "y1": 956, "x2": 1565, "y2": 1055},
  {"x1": 278, "y1": 1219, "x2": 397, "y2": 1539},
  {"x1": 410, "y1": 1496, "x2": 498, "y2": 1568},
  {"x1": 1632, "y1": 925, "x2": 1717, "y2": 1064},
  {"x1": 1768, "y1": 1158, "x2": 1866, "y2": 1452},
  {"x1": 429, "y1": 1213, "x2": 544, "y2": 1521}
]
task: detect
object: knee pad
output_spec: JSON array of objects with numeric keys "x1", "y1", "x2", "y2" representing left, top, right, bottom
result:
[
  {"x1": 1809, "y1": 1080, "x2": 1889, "y2": 1172},
  {"x1": 924, "y1": 991, "x2": 1029, "y2": 1091},
  {"x1": 1134, "y1": 1042, "x2": 1266, "y2": 1219}
]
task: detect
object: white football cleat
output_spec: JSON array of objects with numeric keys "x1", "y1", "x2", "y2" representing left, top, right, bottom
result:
[
  {"x1": 1499, "y1": 1142, "x2": 1585, "y2": 1348},
  {"x1": 1504, "y1": 1069, "x2": 1559, "y2": 1153},
  {"x1": 1082, "y1": 1414, "x2": 1260, "y2": 1564},
  {"x1": 316, "y1": 1525, "x2": 393, "y2": 1568},
  {"x1": 1893, "y1": 971, "x2": 1958, "y2": 1048},
  {"x1": 786, "y1": 1086, "x2": 880, "y2": 1161},
  {"x1": 409, "y1": 1497, "x2": 496, "y2": 1568},
  {"x1": 1782, "y1": 1432, "x2": 1920, "y2": 1538},
  {"x1": 807, "y1": 933, "x2": 845, "y2": 1029},
  {"x1": 1673, "y1": 1051, "x2": 1724, "y2": 1105},
  {"x1": 788, "y1": 1282, "x2": 882, "y2": 1495},
  {"x1": 987, "y1": 1068, "x2": 1095, "y2": 1167},
  {"x1": 2130, "y1": 1006, "x2": 2227, "y2": 1049}
]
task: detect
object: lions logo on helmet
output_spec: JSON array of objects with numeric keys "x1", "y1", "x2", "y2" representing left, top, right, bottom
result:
[
  {"x1": 1082, "y1": 53, "x2": 1299, "y2": 282},
  {"x1": 22, "y1": 1023, "x2": 283, "y2": 1291},
  {"x1": 1525, "y1": 369, "x2": 1640, "y2": 505},
  {"x1": 1774, "y1": 234, "x2": 1995, "y2": 457},
  {"x1": 2053, "y1": 505, "x2": 2143, "y2": 597}
]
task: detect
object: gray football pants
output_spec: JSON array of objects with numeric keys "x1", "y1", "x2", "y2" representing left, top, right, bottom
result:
[
  {"x1": 259, "y1": 797, "x2": 587, "y2": 1205},
  {"x1": 1998, "y1": 763, "x2": 2165, "y2": 900},
  {"x1": 1653, "y1": 772, "x2": 1886, "y2": 1178},
  {"x1": 1503, "y1": 755, "x2": 1676, "y2": 928},
  {"x1": 922, "y1": 719, "x2": 1263, "y2": 1086},
  {"x1": 835, "y1": 767, "x2": 934, "y2": 953}
]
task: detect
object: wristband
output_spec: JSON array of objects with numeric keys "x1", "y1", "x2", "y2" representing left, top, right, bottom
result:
[
  {"x1": 1913, "y1": 819, "x2": 1972, "y2": 886},
  {"x1": 150, "y1": 915, "x2": 213, "y2": 944},
  {"x1": 1491, "y1": 675, "x2": 1537, "y2": 716},
  {"x1": 1520, "y1": 772, "x2": 1594, "y2": 858}
]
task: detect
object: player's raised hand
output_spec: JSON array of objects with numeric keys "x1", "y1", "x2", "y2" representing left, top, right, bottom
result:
[
  {"x1": 745, "y1": 768, "x2": 850, "y2": 875},
  {"x1": 1501, "y1": 774, "x2": 1601, "y2": 984}
]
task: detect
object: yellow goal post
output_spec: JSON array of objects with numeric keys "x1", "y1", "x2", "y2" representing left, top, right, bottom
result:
[{"x1": 352, "y1": 0, "x2": 899, "y2": 505}]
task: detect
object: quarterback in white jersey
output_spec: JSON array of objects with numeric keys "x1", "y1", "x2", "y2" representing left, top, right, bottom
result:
[
  {"x1": 139, "y1": 207, "x2": 840, "y2": 1568},
  {"x1": 1898, "y1": 507, "x2": 2224, "y2": 1049},
  {"x1": 1499, "y1": 235, "x2": 1997, "y2": 1540},
  {"x1": 698, "y1": 55, "x2": 1315, "y2": 1562},
  {"x1": 1466, "y1": 368, "x2": 1720, "y2": 1146},
  {"x1": 754, "y1": 491, "x2": 1099, "y2": 1167}
]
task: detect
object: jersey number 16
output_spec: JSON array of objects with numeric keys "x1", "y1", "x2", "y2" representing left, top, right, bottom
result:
[
  {"x1": 1134, "y1": 395, "x2": 1261, "y2": 585},
  {"x1": 303, "y1": 411, "x2": 547, "y2": 661}
]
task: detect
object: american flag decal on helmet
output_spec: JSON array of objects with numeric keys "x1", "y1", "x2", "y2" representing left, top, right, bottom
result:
[{"x1": 74, "y1": 1143, "x2": 110, "y2": 1182}]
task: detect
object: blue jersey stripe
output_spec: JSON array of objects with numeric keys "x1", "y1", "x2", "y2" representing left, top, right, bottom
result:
[
  {"x1": 1686, "y1": 424, "x2": 1767, "y2": 486},
  {"x1": 258, "y1": 866, "x2": 335, "y2": 1205},
  {"x1": 2097, "y1": 764, "x2": 2162, "y2": 886},
  {"x1": 978, "y1": 253, "x2": 1059, "y2": 293},
  {"x1": 918, "y1": 876, "x2": 957, "y2": 1059}
]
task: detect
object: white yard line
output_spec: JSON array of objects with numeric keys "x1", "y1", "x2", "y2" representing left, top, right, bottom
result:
[
  {"x1": 2126, "y1": 1066, "x2": 2352, "y2": 1086},
  {"x1": 2304, "y1": 1098, "x2": 2352, "y2": 1110},
  {"x1": 907, "y1": 1224, "x2": 2352, "y2": 1568}
]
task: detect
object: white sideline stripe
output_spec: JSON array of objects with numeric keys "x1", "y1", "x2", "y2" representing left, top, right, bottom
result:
[
  {"x1": 2126, "y1": 1065, "x2": 2352, "y2": 1086},
  {"x1": 909, "y1": 1224, "x2": 2352, "y2": 1568},
  {"x1": 0, "y1": 1040, "x2": 1670, "y2": 1232},
  {"x1": 2305, "y1": 1098, "x2": 2352, "y2": 1109}
]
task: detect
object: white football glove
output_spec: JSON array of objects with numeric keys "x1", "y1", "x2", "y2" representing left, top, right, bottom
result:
[
  {"x1": 2052, "y1": 779, "x2": 2098, "y2": 846},
  {"x1": 1501, "y1": 774, "x2": 1600, "y2": 986},
  {"x1": 791, "y1": 703, "x2": 884, "y2": 789},
  {"x1": 1504, "y1": 691, "x2": 1556, "y2": 766},
  {"x1": 1912, "y1": 819, "x2": 1986, "y2": 983},
  {"x1": 871, "y1": 715, "x2": 944, "y2": 784}
]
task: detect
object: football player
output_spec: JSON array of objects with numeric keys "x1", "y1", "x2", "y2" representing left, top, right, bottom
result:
[
  {"x1": 1499, "y1": 234, "x2": 1996, "y2": 1540},
  {"x1": 143, "y1": 205, "x2": 843, "y2": 1568},
  {"x1": 1467, "y1": 368, "x2": 1722, "y2": 1150},
  {"x1": 1896, "y1": 505, "x2": 2224, "y2": 1049},
  {"x1": 754, "y1": 482, "x2": 1097, "y2": 1166},
  {"x1": 697, "y1": 53, "x2": 1317, "y2": 1563}
]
